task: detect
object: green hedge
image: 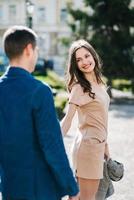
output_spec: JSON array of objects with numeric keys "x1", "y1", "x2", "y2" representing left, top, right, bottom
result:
[
  {"x1": 35, "y1": 70, "x2": 67, "y2": 119},
  {"x1": 112, "y1": 79, "x2": 132, "y2": 92},
  {"x1": 34, "y1": 70, "x2": 65, "y2": 90}
]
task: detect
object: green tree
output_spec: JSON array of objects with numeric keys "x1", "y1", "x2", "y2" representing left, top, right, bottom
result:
[{"x1": 67, "y1": 0, "x2": 134, "y2": 93}]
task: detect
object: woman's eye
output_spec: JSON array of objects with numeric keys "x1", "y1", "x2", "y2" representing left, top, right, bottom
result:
[{"x1": 85, "y1": 54, "x2": 90, "y2": 58}]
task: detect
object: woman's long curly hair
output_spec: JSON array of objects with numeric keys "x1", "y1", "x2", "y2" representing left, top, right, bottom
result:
[{"x1": 66, "y1": 39, "x2": 104, "y2": 99}]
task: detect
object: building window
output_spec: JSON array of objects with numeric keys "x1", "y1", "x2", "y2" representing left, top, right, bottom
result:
[
  {"x1": 0, "y1": 5, "x2": 3, "y2": 19},
  {"x1": 60, "y1": 8, "x2": 67, "y2": 24},
  {"x1": 9, "y1": 5, "x2": 16, "y2": 21},
  {"x1": 38, "y1": 7, "x2": 46, "y2": 22}
]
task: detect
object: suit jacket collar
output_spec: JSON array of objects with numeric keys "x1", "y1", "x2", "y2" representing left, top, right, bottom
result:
[{"x1": 5, "y1": 66, "x2": 33, "y2": 78}]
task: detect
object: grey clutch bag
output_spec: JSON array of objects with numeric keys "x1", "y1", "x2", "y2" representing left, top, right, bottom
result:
[{"x1": 107, "y1": 158, "x2": 124, "y2": 182}]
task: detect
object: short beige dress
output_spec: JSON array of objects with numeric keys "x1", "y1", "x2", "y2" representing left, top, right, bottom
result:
[{"x1": 69, "y1": 83, "x2": 110, "y2": 179}]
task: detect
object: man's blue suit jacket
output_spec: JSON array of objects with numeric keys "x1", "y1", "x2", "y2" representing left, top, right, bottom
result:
[{"x1": 0, "y1": 67, "x2": 78, "y2": 200}]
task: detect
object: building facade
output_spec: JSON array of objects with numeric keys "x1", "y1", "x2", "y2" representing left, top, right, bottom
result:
[
  {"x1": 1, "y1": 0, "x2": 133, "y2": 74},
  {"x1": 0, "y1": 0, "x2": 84, "y2": 73}
]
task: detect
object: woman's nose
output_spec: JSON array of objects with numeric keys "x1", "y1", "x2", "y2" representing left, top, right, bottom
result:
[{"x1": 82, "y1": 59, "x2": 88, "y2": 65}]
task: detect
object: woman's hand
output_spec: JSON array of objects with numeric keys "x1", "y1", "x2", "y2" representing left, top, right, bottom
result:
[
  {"x1": 104, "y1": 152, "x2": 110, "y2": 161},
  {"x1": 67, "y1": 192, "x2": 80, "y2": 200},
  {"x1": 104, "y1": 143, "x2": 110, "y2": 161}
]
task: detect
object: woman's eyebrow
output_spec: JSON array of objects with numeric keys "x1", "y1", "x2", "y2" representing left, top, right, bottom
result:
[
  {"x1": 76, "y1": 56, "x2": 81, "y2": 60},
  {"x1": 76, "y1": 53, "x2": 90, "y2": 59}
]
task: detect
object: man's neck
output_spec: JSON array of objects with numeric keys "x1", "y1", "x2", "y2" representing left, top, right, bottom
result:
[{"x1": 10, "y1": 60, "x2": 31, "y2": 73}]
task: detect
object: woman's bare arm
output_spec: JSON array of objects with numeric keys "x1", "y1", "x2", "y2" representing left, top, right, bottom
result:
[{"x1": 60, "y1": 103, "x2": 77, "y2": 136}]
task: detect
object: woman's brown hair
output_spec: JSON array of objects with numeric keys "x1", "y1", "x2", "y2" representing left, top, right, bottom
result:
[{"x1": 66, "y1": 39, "x2": 104, "y2": 99}]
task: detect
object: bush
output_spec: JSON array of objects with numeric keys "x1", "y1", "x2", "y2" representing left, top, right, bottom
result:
[
  {"x1": 54, "y1": 95, "x2": 67, "y2": 120},
  {"x1": 35, "y1": 70, "x2": 67, "y2": 119},
  {"x1": 35, "y1": 70, "x2": 65, "y2": 90},
  {"x1": 112, "y1": 79, "x2": 132, "y2": 92}
]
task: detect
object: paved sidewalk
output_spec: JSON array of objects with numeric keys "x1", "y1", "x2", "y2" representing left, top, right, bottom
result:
[{"x1": 63, "y1": 103, "x2": 134, "y2": 200}]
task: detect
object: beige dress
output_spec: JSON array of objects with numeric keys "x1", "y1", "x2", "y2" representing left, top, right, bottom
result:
[{"x1": 69, "y1": 83, "x2": 110, "y2": 179}]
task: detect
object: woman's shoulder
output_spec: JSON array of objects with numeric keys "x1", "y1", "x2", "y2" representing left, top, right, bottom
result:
[
  {"x1": 71, "y1": 83, "x2": 83, "y2": 93},
  {"x1": 69, "y1": 83, "x2": 93, "y2": 106}
]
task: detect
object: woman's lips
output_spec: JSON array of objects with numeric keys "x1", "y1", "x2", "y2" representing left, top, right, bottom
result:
[{"x1": 83, "y1": 64, "x2": 92, "y2": 69}]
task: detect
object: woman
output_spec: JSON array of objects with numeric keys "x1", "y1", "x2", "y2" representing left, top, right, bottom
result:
[{"x1": 61, "y1": 39, "x2": 110, "y2": 200}]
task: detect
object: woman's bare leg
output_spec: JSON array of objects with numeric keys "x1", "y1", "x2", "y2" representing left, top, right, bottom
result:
[{"x1": 78, "y1": 177, "x2": 100, "y2": 200}]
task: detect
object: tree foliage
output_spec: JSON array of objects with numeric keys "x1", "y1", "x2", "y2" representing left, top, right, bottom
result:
[{"x1": 67, "y1": 0, "x2": 134, "y2": 83}]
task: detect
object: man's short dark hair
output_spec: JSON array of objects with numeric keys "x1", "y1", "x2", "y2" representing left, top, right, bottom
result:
[{"x1": 3, "y1": 25, "x2": 38, "y2": 60}]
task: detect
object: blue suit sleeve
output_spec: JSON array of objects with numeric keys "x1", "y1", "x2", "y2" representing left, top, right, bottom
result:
[{"x1": 32, "y1": 83, "x2": 79, "y2": 196}]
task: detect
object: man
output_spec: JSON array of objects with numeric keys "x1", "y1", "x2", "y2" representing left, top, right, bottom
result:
[{"x1": 0, "y1": 26, "x2": 79, "y2": 200}]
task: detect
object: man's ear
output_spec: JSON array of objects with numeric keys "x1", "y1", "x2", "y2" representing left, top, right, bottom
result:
[{"x1": 24, "y1": 43, "x2": 33, "y2": 56}]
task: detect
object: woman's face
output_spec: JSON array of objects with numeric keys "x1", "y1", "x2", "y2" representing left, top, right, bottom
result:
[{"x1": 75, "y1": 47, "x2": 95, "y2": 74}]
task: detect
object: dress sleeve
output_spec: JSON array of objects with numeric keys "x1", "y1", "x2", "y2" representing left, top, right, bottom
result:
[{"x1": 69, "y1": 84, "x2": 93, "y2": 106}]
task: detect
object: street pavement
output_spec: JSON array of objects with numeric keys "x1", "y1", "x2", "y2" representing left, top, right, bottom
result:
[{"x1": 63, "y1": 103, "x2": 134, "y2": 200}]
